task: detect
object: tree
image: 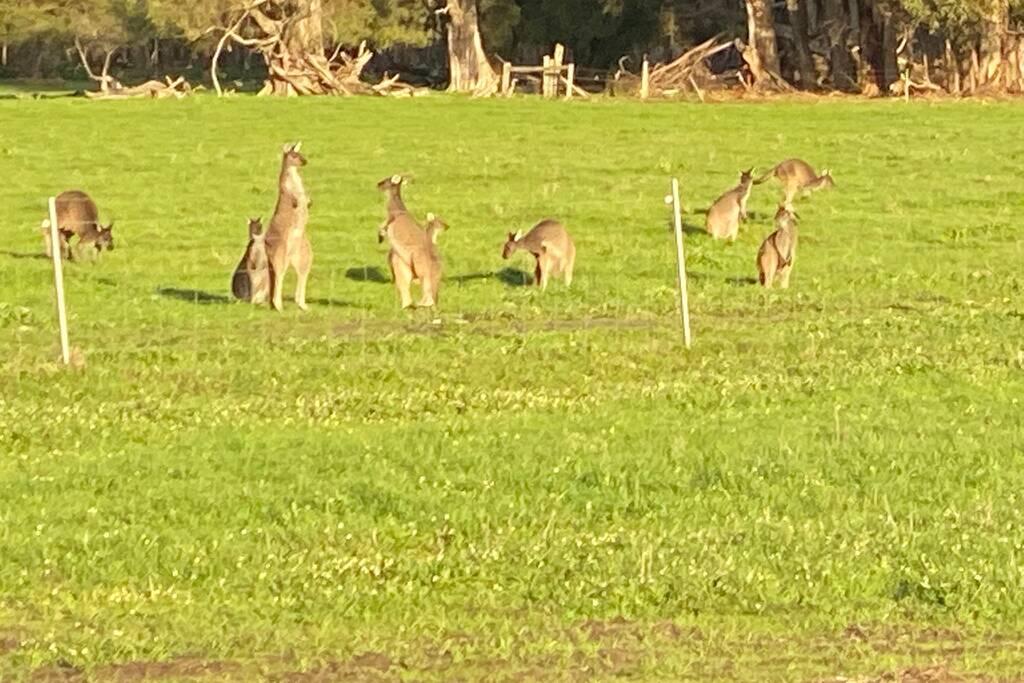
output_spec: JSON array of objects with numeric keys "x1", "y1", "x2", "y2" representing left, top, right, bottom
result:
[
  {"x1": 437, "y1": 0, "x2": 497, "y2": 94},
  {"x1": 744, "y1": 0, "x2": 784, "y2": 87},
  {"x1": 785, "y1": 0, "x2": 818, "y2": 88}
]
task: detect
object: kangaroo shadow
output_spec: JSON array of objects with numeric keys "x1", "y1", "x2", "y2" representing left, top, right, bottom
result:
[
  {"x1": 307, "y1": 297, "x2": 360, "y2": 308},
  {"x1": 663, "y1": 219, "x2": 708, "y2": 237},
  {"x1": 157, "y1": 287, "x2": 233, "y2": 304},
  {"x1": 0, "y1": 250, "x2": 48, "y2": 261},
  {"x1": 726, "y1": 276, "x2": 759, "y2": 287},
  {"x1": 497, "y1": 267, "x2": 533, "y2": 287},
  {"x1": 345, "y1": 266, "x2": 389, "y2": 284}
]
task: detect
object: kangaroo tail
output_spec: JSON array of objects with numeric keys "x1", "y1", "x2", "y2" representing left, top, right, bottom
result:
[{"x1": 758, "y1": 270, "x2": 767, "y2": 286}]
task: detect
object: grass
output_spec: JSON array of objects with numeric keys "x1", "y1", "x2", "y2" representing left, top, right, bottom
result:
[{"x1": 1, "y1": 92, "x2": 1023, "y2": 681}]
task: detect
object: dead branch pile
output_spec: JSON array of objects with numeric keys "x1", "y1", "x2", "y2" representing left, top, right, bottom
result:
[
  {"x1": 246, "y1": 42, "x2": 425, "y2": 97},
  {"x1": 646, "y1": 37, "x2": 752, "y2": 97},
  {"x1": 74, "y1": 37, "x2": 194, "y2": 99}
]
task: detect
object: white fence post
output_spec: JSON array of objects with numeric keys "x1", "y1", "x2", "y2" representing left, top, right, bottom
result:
[
  {"x1": 47, "y1": 197, "x2": 71, "y2": 365},
  {"x1": 668, "y1": 179, "x2": 692, "y2": 349}
]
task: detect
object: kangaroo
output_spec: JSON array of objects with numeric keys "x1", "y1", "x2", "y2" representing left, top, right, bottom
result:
[
  {"x1": 376, "y1": 174, "x2": 410, "y2": 224},
  {"x1": 379, "y1": 212, "x2": 445, "y2": 308},
  {"x1": 231, "y1": 217, "x2": 270, "y2": 304},
  {"x1": 41, "y1": 190, "x2": 114, "y2": 260},
  {"x1": 705, "y1": 169, "x2": 754, "y2": 241},
  {"x1": 424, "y1": 212, "x2": 448, "y2": 244},
  {"x1": 501, "y1": 219, "x2": 576, "y2": 289},
  {"x1": 754, "y1": 159, "x2": 834, "y2": 204},
  {"x1": 264, "y1": 142, "x2": 312, "y2": 311},
  {"x1": 756, "y1": 203, "x2": 799, "y2": 288}
]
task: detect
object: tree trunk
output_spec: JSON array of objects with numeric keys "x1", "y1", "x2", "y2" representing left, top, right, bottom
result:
[
  {"x1": 978, "y1": 0, "x2": 1008, "y2": 87},
  {"x1": 880, "y1": 11, "x2": 900, "y2": 92},
  {"x1": 786, "y1": 0, "x2": 817, "y2": 88},
  {"x1": 745, "y1": 0, "x2": 783, "y2": 87},
  {"x1": 444, "y1": 0, "x2": 498, "y2": 94},
  {"x1": 264, "y1": 0, "x2": 325, "y2": 95},
  {"x1": 823, "y1": 0, "x2": 857, "y2": 90}
]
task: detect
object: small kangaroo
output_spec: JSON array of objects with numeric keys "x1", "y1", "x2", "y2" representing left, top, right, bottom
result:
[
  {"x1": 264, "y1": 142, "x2": 312, "y2": 311},
  {"x1": 756, "y1": 203, "x2": 799, "y2": 288},
  {"x1": 754, "y1": 159, "x2": 834, "y2": 204},
  {"x1": 379, "y1": 212, "x2": 445, "y2": 308},
  {"x1": 231, "y1": 217, "x2": 270, "y2": 304},
  {"x1": 705, "y1": 169, "x2": 754, "y2": 241},
  {"x1": 41, "y1": 190, "x2": 114, "y2": 260},
  {"x1": 501, "y1": 219, "x2": 576, "y2": 289}
]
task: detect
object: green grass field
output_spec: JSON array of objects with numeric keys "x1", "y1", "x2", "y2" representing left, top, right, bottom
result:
[{"x1": 1, "y1": 93, "x2": 1023, "y2": 681}]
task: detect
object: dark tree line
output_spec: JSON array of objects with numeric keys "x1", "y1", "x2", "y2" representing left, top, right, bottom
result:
[{"x1": 1, "y1": 0, "x2": 1021, "y2": 95}]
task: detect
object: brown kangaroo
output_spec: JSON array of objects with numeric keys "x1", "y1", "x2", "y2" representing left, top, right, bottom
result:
[
  {"x1": 501, "y1": 219, "x2": 576, "y2": 289},
  {"x1": 264, "y1": 142, "x2": 312, "y2": 311},
  {"x1": 705, "y1": 169, "x2": 754, "y2": 242},
  {"x1": 378, "y1": 212, "x2": 445, "y2": 308},
  {"x1": 41, "y1": 190, "x2": 114, "y2": 260},
  {"x1": 756, "y1": 203, "x2": 799, "y2": 288},
  {"x1": 376, "y1": 174, "x2": 410, "y2": 224},
  {"x1": 231, "y1": 217, "x2": 270, "y2": 304},
  {"x1": 754, "y1": 159, "x2": 834, "y2": 204}
]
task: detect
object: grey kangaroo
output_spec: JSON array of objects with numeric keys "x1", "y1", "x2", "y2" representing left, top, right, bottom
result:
[{"x1": 264, "y1": 142, "x2": 312, "y2": 311}]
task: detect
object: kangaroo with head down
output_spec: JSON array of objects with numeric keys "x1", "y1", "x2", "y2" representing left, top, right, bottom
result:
[
  {"x1": 705, "y1": 169, "x2": 754, "y2": 241},
  {"x1": 231, "y1": 217, "x2": 270, "y2": 304},
  {"x1": 754, "y1": 159, "x2": 834, "y2": 204},
  {"x1": 756, "y1": 203, "x2": 799, "y2": 288},
  {"x1": 378, "y1": 211, "x2": 447, "y2": 308},
  {"x1": 264, "y1": 142, "x2": 312, "y2": 311},
  {"x1": 40, "y1": 190, "x2": 114, "y2": 260},
  {"x1": 501, "y1": 219, "x2": 576, "y2": 289}
]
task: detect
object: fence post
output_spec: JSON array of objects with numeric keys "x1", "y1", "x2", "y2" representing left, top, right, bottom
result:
[
  {"x1": 640, "y1": 55, "x2": 650, "y2": 100},
  {"x1": 501, "y1": 61, "x2": 511, "y2": 96},
  {"x1": 565, "y1": 63, "x2": 575, "y2": 100},
  {"x1": 542, "y1": 55, "x2": 553, "y2": 97},
  {"x1": 47, "y1": 197, "x2": 71, "y2": 365},
  {"x1": 668, "y1": 179, "x2": 692, "y2": 349},
  {"x1": 552, "y1": 43, "x2": 565, "y2": 97}
]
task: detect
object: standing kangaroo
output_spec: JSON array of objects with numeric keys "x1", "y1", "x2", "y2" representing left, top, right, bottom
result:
[
  {"x1": 754, "y1": 159, "x2": 834, "y2": 204},
  {"x1": 376, "y1": 174, "x2": 410, "y2": 224},
  {"x1": 265, "y1": 142, "x2": 312, "y2": 311},
  {"x1": 705, "y1": 169, "x2": 754, "y2": 241},
  {"x1": 41, "y1": 190, "x2": 114, "y2": 259},
  {"x1": 501, "y1": 219, "x2": 576, "y2": 289},
  {"x1": 378, "y1": 212, "x2": 446, "y2": 308},
  {"x1": 756, "y1": 203, "x2": 799, "y2": 288},
  {"x1": 231, "y1": 217, "x2": 270, "y2": 304}
]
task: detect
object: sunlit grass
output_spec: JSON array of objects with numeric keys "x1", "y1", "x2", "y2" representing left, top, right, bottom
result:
[{"x1": 1, "y1": 94, "x2": 1023, "y2": 680}]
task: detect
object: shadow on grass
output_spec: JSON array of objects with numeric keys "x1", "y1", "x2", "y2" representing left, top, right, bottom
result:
[
  {"x1": 157, "y1": 287, "x2": 233, "y2": 304},
  {"x1": 452, "y1": 268, "x2": 534, "y2": 287},
  {"x1": 345, "y1": 266, "x2": 389, "y2": 284},
  {"x1": 307, "y1": 297, "x2": 361, "y2": 309},
  {"x1": 726, "y1": 276, "x2": 759, "y2": 287},
  {"x1": 0, "y1": 250, "x2": 48, "y2": 261}
]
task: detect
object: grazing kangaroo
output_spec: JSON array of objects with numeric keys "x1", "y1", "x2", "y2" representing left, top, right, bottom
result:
[
  {"x1": 705, "y1": 169, "x2": 754, "y2": 241},
  {"x1": 756, "y1": 203, "x2": 799, "y2": 288},
  {"x1": 378, "y1": 212, "x2": 445, "y2": 308},
  {"x1": 264, "y1": 142, "x2": 312, "y2": 311},
  {"x1": 41, "y1": 190, "x2": 114, "y2": 259},
  {"x1": 231, "y1": 217, "x2": 270, "y2": 304},
  {"x1": 754, "y1": 159, "x2": 834, "y2": 204},
  {"x1": 501, "y1": 219, "x2": 576, "y2": 289}
]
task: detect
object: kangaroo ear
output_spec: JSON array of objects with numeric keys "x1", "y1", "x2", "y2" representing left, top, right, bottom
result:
[
  {"x1": 293, "y1": 141, "x2": 302, "y2": 152},
  {"x1": 391, "y1": 174, "x2": 402, "y2": 185},
  {"x1": 282, "y1": 143, "x2": 292, "y2": 153},
  {"x1": 41, "y1": 218, "x2": 51, "y2": 229},
  {"x1": 426, "y1": 212, "x2": 436, "y2": 222},
  {"x1": 514, "y1": 229, "x2": 524, "y2": 241}
]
